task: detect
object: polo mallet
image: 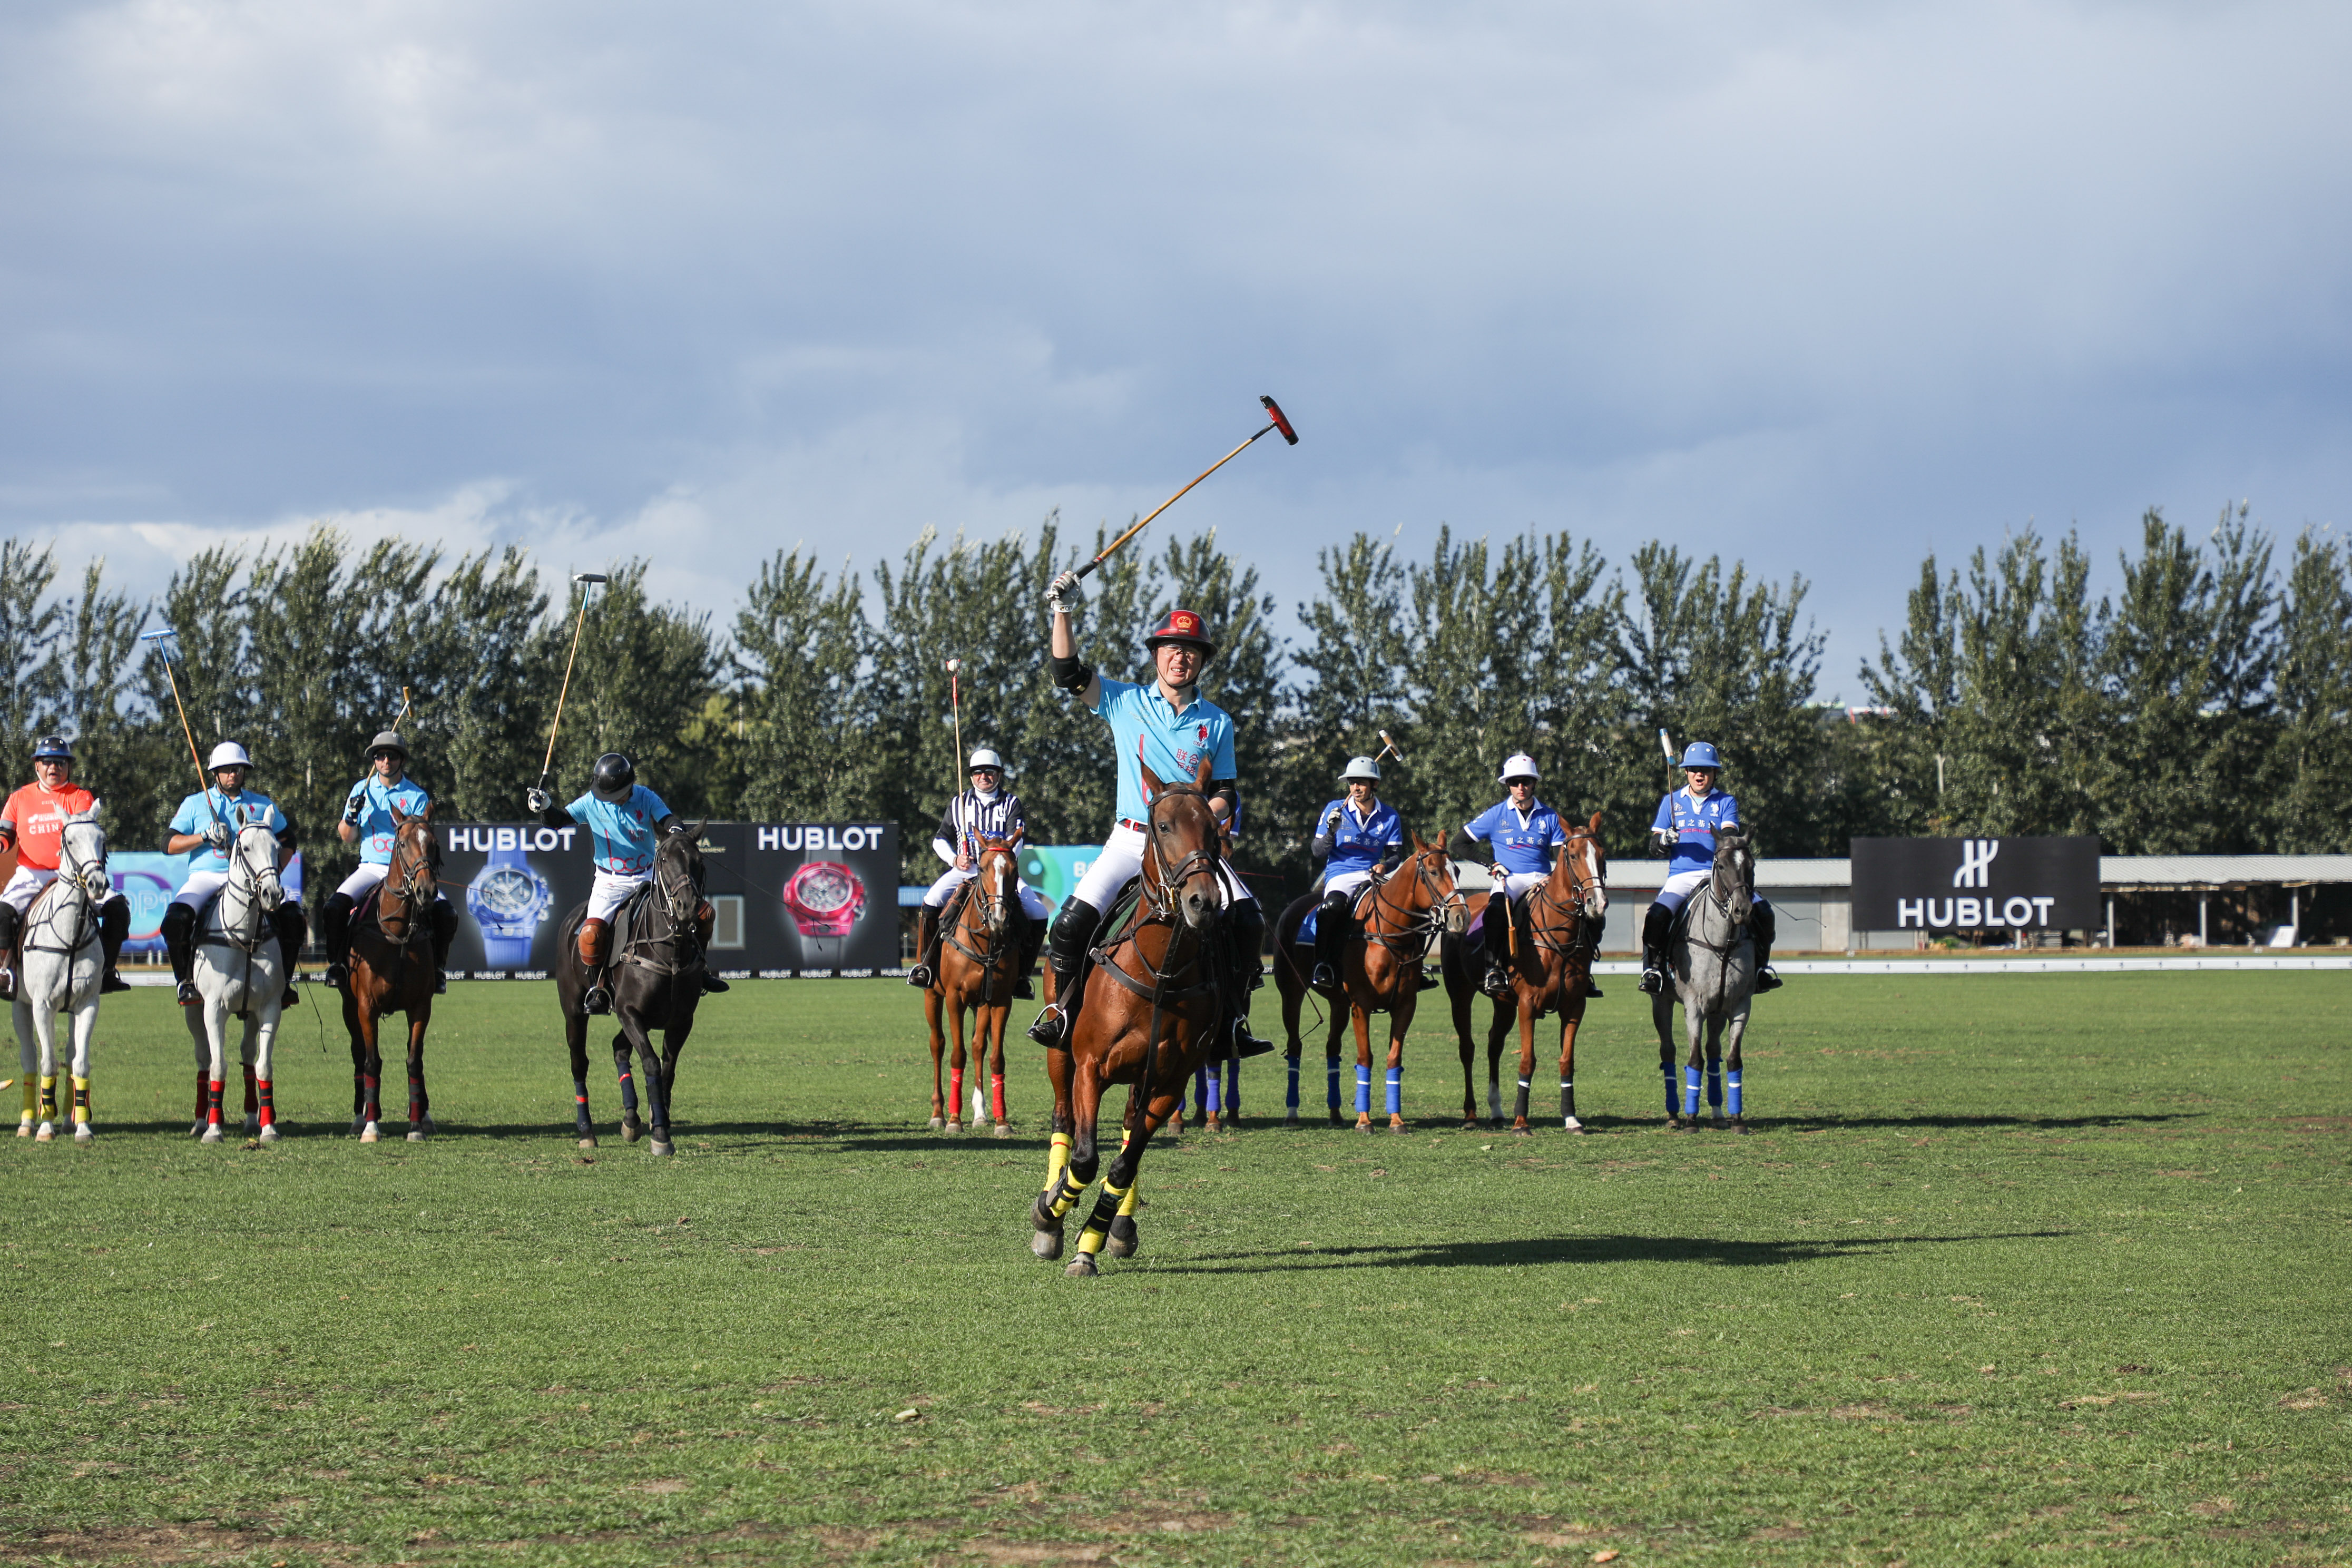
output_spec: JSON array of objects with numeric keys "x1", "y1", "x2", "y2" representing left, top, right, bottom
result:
[
  {"x1": 140, "y1": 628, "x2": 226, "y2": 833},
  {"x1": 945, "y1": 659, "x2": 969, "y2": 859},
  {"x1": 391, "y1": 687, "x2": 413, "y2": 733},
  {"x1": 1070, "y1": 395, "x2": 1299, "y2": 584},
  {"x1": 1374, "y1": 729, "x2": 1405, "y2": 766},
  {"x1": 537, "y1": 574, "x2": 609, "y2": 792}
]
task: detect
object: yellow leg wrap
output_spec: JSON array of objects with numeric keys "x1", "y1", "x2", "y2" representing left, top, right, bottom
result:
[
  {"x1": 19, "y1": 1077, "x2": 34, "y2": 1123},
  {"x1": 1043, "y1": 1131, "x2": 1071, "y2": 1192},
  {"x1": 70, "y1": 1077, "x2": 90, "y2": 1125},
  {"x1": 1075, "y1": 1179, "x2": 1131, "y2": 1255},
  {"x1": 1116, "y1": 1181, "x2": 1141, "y2": 1219},
  {"x1": 38, "y1": 1076, "x2": 56, "y2": 1122},
  {"x1": 1045, "y1": 1171, "x2": 1085, "y2": 1221}
]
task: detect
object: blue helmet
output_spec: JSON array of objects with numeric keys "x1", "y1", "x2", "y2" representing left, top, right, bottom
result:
[
  {"x1": 1679, "y1": 741, "x2": 1723, "y2": 770},
  {"x1": 31, "y1": 736, "x2": 72, "y2": 761}
]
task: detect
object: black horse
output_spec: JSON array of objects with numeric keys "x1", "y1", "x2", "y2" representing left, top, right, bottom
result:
[{"x1": 555, "y1": 825, "x2": 710, "y2": 1157}]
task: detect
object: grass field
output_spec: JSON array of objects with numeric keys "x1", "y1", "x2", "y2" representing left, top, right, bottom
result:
[{"x1": 1, "y1": 973, "x2": 2345, "y2": 1566}]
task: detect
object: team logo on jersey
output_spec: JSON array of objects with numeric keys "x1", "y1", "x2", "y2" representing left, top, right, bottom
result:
[{"x1": 1198, "y1": 723, "x2": 1208, "y2": 744}]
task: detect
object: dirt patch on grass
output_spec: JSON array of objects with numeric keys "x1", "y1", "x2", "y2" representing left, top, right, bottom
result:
[
  {"x1": 954, "y1": 1544, "x2": 1114, "y2": 1564},
  {"x1": 0, "y1": 1524, "x2": 350, "y2": 1564}
]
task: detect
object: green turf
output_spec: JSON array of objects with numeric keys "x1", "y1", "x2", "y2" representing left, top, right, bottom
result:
[{"x1": 1, "y1": 973, "x2": 2345, "y2": 1566}]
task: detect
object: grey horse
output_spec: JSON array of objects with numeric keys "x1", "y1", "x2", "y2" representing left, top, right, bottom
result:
[{"x1": 1650, "y1": 826, "x2": 1757, "y2": 1133}]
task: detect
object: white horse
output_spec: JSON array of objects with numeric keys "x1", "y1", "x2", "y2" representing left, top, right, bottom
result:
[
  {"x1": 13, "y1": 810, "x2": 110, "y2": 1144},
  {"x1": 1651, "y1": 826, "x2": 1758, "y2": 1134},
  {"x1": 179, "y1": 819, "x2": 289, "y2": 1144}
]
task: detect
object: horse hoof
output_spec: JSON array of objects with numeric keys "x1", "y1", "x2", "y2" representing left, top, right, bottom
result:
[
  {"x1": 1030, "y1": 1221, "x2": 1065, "y2": 1260},
  {"x1": 650, "y1": 1139, "x2": 674, "y2": 1157},
  {"x1": 15, "y1": 1122, "x2": 29, "y2": 1139},
  {"x1": 34, "y1": 1123, "x2": 54, "y2": 1143},
  {"x1": 1285, "y1": 1114, "x2": 1301, "y2": 1128},
  {"x1": 578, "y1": 1135, "x2": 597, "y2": 1150},
  {"x1": 621, "y1": 1121, "x2": 642, "y2": 1144},
  {"x1": 1564, "y1": 1119, "x2": 1588, "y2": 1135},
  {"x1": 406, "y1": 1129, "x2": 427, "y2": 1143},
  {"x1": 197, "y1": 1125, "x2": 219, "y2": 1145},
  {"x1": 1354, "y1": 1118, "x2": 1372, "y2": 1134},
  {"x1": 1326, "y1": 1112, "x2": 1343, "y2": 1128},
  {"x1": 1104, "y1": 1216, "x2": 1139, "y2": 1259},
  {"x1": 188, "y1": 1121, "x2": 205, "y2": 1139},
  {"x1": 359, "y1": 1123, "x2": 379, "y2": 1143},
  {"x1": 1733, "y1": 1121, "x2": 1752, "y2": 1136},
  {"x1": 993, "y1": 1122, "x2": 1012, "y2": 1139},
  {"x1": 1064, "y1": 1253, "x2": 1099, "y2": 1278},
  {"x1": 1513, "y1": 1125, "x2": 1532, "y2": 1139},
  {"x1": 944, "y1": 1119, "x2": 962, "y2": 1134},
  {"x1": 258, "y1": 1125, "x2": 278, "y2": 1144},
  {"x1": 74, "y1": 1124, "x2": 94, "y2": 1144},
  {"x1": 927, "y1": 1116, "x2": 944, "y2": 1131},
  {"x1": 1388, "y1": 1116, "x2": 1407, "y2": 1134}
]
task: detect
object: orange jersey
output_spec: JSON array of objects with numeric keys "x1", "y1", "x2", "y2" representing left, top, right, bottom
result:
[{"x1": 1, "y1": 782, "x2": 96, "y2": 871}]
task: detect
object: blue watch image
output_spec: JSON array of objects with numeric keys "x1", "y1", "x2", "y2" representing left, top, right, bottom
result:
[{"x1": 467, "y1": 839, "x2": 553, "y2": 968}]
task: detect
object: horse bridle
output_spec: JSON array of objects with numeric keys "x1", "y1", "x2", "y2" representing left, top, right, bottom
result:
[
  {"x1": 376, "y1": 822, "x2": 436, "y2": 948},
  {"x1": 1139, "y1": 785, "x2": 1222, "y2": 923},
  {"x1": 944, "y1": 842, "x2": 1018, "y2": 998},
  {"x1": 30, "y1": 824, "x2": 109, "y2": 958},
  {"x1": 1527, "y1": 831, "x2": 1606, "y2": 964},
  {"x1": 1359, "y1": 848, "x2": 1462, "y2": 956},
  {"x1": 620, "y1": 836, "x2": 708, "y2": 976},
  {"x1": 214, "y1": 822, "x2": 283, "y2": 954}
]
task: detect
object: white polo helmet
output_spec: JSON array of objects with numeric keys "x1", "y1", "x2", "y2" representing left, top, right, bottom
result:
[
  {"x1": 1498, "y1": 753, "x2": 1539, "y2": 783},
  {"x1": 208, "y1": 741, "x2": 252, "y2": 771},
  {"x1": 968, "y1": 748, "x2": 1005, "y2": 773},
  {"x1": 1340, "y1": 756, "x2": 1382, "y2": 782}
]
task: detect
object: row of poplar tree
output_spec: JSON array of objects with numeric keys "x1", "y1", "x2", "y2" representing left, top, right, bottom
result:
[{"x1": 0, "y1": 505, "x2": 2344, "y2": 901}]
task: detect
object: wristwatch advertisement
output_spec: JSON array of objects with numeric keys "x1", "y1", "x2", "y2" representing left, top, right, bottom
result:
[
  {"x1": 781, "y1": 859, "x2": 866, "y2": 967},
  {"x1": 467, "y1": 841, "x2": 554, "y2": 968}
]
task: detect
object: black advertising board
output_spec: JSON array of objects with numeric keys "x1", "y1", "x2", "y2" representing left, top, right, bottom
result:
[
  {"x1": 1849, "y1": 836, "x2": 2101, "y2": 933},
  {"x1": 441, "y1": 821, "x2": 901, "y2": 979}
]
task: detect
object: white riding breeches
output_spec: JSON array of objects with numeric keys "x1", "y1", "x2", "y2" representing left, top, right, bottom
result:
[
  {"x1": 1491, "y1": 870, "x2": 1550, "y2": 900},
  {"x1": 924, "y1": 865, "x2": 1054, "y2": 922},
  {"x1": 587, "y1": 869, "x2": 649, "y2": 924},
  {"x1": 1655, "y1": 868, "x2": 1768, "y2": 914},
  {"x1": 176, "y1": 868, "x2": 230, "y2": 908},
  {"x1": 1071, "y1": 824, "x2": 1255, "y2": 914},
  {"x1": 335, "y1": 861, "x2": 448, "y2": 906},
  {"x1": 1318, "y1": 867, "x2": 1376, "y2": 901},
  {"x1": 2, "y1": 867, "x2": 56, "y2": 914}
]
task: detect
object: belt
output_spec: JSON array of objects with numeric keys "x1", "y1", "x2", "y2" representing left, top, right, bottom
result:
[{"x1": 1118, "y1": 818, "x2": 1148, "y2": 832}]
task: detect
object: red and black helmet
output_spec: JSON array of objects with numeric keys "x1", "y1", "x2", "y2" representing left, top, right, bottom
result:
[{"x1": 1142, "y1": 607, "x2": 1217, "y2": 661}]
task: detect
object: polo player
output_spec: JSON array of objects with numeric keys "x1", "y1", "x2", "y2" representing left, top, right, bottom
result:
[
  {"x1": 528, "y1": 751, "x2": 727, "y2": 1015},
  {"x1": 1307, "y1": 755, "x2": 1405, "y2": 988},
  {"x1": 1638, "y1": 741, "x2": 1780, "y2": 994},
  {"x1": 1025, "y1": 577, "x2": 1271, "y2": 1058},
  {"x1": 907, "y1": 747, "x2": 1054, "y2": 997},
  {"x1": 320, "y1": 731, "x2": 457, "y2": 993},
  {"x1": 1454, "y1": 753, "x2": 1602, "y2": 999},
  {"x1": 0, "y1": 736, "x2": 132, "y2": 999},
  {"x1": 160, "y1": 741, "x2": 305, "y2": 1007}
]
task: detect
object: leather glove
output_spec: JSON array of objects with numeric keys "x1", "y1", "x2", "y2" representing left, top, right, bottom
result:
[
  {"x1": 203, "y1": 822, "x2": 233, "y2": 852},
  {"x1": 526, "y1": 787, "x2": 553, "y2": 815},
  {"x1": 342, "y1": 793, "x2": 365, "y2": 824},
  {"x1": 1325, "y1": 808, "x2": 1343, "y2": 829},
  {"x1": 1044, "y1": 569, "x2": 1084, "y2": 613},
  {"x1": 1489, "y1": 864, "x2": 1509, "y2": 886}
]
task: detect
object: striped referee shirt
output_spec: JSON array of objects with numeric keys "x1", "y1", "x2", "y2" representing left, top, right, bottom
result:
[{"x1": 931, "y1": 790, "x2": 1028, "y2": 863}]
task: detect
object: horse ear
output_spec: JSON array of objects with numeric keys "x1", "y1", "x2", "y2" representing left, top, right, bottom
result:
[
  {"x1": 390, "y1": 799, "x2": 408, "y2": 825},
  {"x1": 1588, "y1": 810, "x2": 1603, "y2": 837},
  {"x1": 1193, "y1": 753, "x2": 1212, "y2": 792},
  {"x1": 1409, "y1": 828, "x2": 1427, "y2": 852},
  {"x1": 1139, "y1": 759, "x2": 1165, "y2": 802},
  {"x1": 692, "y1": 818, "x2": 707, "y2": 842},
  {"x1": 423, "y1": 799, "x2": 437, "y2": 821}
]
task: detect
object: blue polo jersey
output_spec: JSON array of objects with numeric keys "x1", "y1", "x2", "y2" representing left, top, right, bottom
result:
[
  {"x1": 1652, "y1": 786, "x2": 1742, "y2": 875},
  {"x1": 345, "y1": 776, "x2": 433, "y2": 866},
  {"x1": 1093, "y1": 678, "x2": 1237, "y2": 827},
  {"x1": 564, "y1": 783, "x2": 673, "y2": 876},
  {"x1": 1464, "y1": 799, "x2": 1565, "y2": 876},
  {"x1": 170, "y1": 788, "x2": 289, "y2": 874},
  {"x1": 1317, "y1": 798, "x2": 1403, "y2": 877}
]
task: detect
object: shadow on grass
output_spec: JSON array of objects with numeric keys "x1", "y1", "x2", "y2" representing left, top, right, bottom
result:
[{"x1": 1150, "y1": 1230, "x2": 2076, "y2": 1274}]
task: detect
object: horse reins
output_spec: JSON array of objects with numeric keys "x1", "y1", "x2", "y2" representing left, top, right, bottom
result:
[
  {"x1": 26, "y1": 826, "x2": 107, "y2": 962},
  {"x1": 618, "y1": 838, "x2": 709, "y2": 978}
]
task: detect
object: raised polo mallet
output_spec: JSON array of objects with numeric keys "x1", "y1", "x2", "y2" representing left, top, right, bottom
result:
[
  {"x1": 1071, "y1": 395, "x2": 1299, "y2": 583},
  {"x1": 537, "y1": 573, "x2": 610, "y2": 792},
  {"x1": 141, "y1": 627, "x2": 226, "y2": 834},
  {"x1": 945, "y1": 658, "x2": 968, "y2": 859},
  {"x1": 1375, "y1": 729, "x2": 1406, "y2": 766},
  {"x1": 391, "y1": 687, "x2": 413, "y2": 733}
]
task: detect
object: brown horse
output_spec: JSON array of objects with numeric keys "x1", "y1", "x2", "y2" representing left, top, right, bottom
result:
[
  {"x1": 1442, "y1": 812, "x2": 1606, "y2": 1135},
  {"x1": 1028, "y1": 757, "x2": 1224, "y2": 1277},
  {"x1": 341, "y1": 807, "x2": 443, "y2": 1143},
  {"x1": 923, "y1": 835, "x2": 1052, "y2": 1136},
  {"x1": 1275, "y1": 832, "x2": 1465, "y2": 1131}
]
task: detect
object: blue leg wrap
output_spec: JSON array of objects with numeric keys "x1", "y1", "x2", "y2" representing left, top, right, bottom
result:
[
  {"x1": 1355, "y1": 1064, "x2": 1372, "y2": 1115},
  {"x1": 1707, "y1": 1060, "x2": 1723, "y2": 1111},
  {"x1": 1384, "y1": 1065, "x2": 1402, "y2": 1116},
  {"x1": 1661, "y1": 1060, "x2": 1678, "y2": 1114},
  {"x1": 1326, "y1": 1059, "x2": 1341, "y2": 1110},
  {"x1": 1727, "y1": 1070, "x2": 1743, "y2": 1116},
  {"x1": 1286, "y1": 1054, "x2": 1300, "y2": 1111},
  {"x1": 1683, "y1": 1065, "x2": 1702, "y2": 1118},
  {"x1": 1194, "y1": 1064, "x2": 1212, "y2": 1119},
  {"x1": 1222, "y1": 1056, "x2": 1240, "y2": 1116}
]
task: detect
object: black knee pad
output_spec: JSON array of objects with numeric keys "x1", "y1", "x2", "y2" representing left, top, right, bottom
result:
[
  {"x1": 274, "y1": 903, "x2": 308, "y2": 946},
  {"x1": 1048, "y1": 898, "x2": 1101, "y2": 966},
  {"x1": 1642, "y1": 901, "x2": 1674, "y2": 948},
  {"x1": 161, "y1": 901, "x2": 198, "y2": 945},
  {"x1": 1750, "y1": 900, "x2": 1776, "y2": 947},
  {"x1": 323, "y1": 892, "x2": 355, "y2": 921},
  {"x1": 0, "y1": 902, "x2": 18, "y2": 950},
  {"x1": 1321, "y1": 887, "x2": 1352, "y2": 916},
  {"x1": 430, "y1": 899, "x2": 458, "y2": 940},
  {"x1": 100, "y1": 894, "x2": 129, "y2": 942}
]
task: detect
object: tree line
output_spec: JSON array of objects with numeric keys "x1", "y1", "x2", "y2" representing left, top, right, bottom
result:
[{"x1": 0, "y1": 505, "x2": 2343, "y2": 902}]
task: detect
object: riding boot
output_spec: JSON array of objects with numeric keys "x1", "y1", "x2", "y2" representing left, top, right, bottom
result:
[
  {"x1": 0, "y1": 902, "x2": 22, "y2": 1001},
  {"x1": 429, "y1": 899, "x2": 458, "y2": 994},
  {"x1": 1007, "y1": 903, "x2": 1036, "y2": 1000},
  {"x1": 320, "y1": 893, "x2": 355, "y2": 988},
  {"x1": 1751, "y1": 900, "x2": 1783, "y2": 992},
  {"x1": 1310, "y1": 888, "x2": 1350, "y2": 989},
  {"x1": 1480, "y1": 888, "x2": 1514, "y2": 996},
  {"x1": 907, "y1": 905, "x2": 941, "y2": 988},
  {"x1": 99, "y1": 894, "x2": 132, "y2": 993},
  {"x1": 1638, "y1": 901, "x2": 1674, "y2": 994},
  {"x1": 1582, "y1": 915, "x2": 1605, "y2": 998},
  {"x1": 273, "y1": 902, "x2": 307, "y2": 1007},
  {"x1": 1225, "y1": 900, "x2": 1275, "y2": 1058},
  {"x1": 694, "y1": 902, "x2": 729, "y2": 993},
  {"x1": 162, "y1": 901, "x2": 201, "y2": 1006},
  {"x1": 1027, "y1": 898, "x2": 1100, "y2": 1046},
  {"x1": 580, "y1": 918, "x2": 613, "y2": 1015}
]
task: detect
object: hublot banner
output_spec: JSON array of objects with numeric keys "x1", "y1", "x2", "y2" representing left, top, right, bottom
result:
[
  {"x1": 1850, "y1": 836, "x2": 2101, "y2": 933},
  {"x1": 441, "y1": 821, "x2": 901, "y2": 979}
]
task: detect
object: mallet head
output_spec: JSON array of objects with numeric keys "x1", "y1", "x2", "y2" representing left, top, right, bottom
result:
[
  {"x1": 573, "y1": 572, "x2": 609, "y2": 585},
  {"x1": 1260, "y1": 395, "x2": 1299, "y2": 446},
  {"x1": 945, "y1": 658, "x2": 962, "y2": 674},
  {"x1": 1378, "y1": 728, "x2": 1405, "y2": 761},
  {"x1": 140, "y1": 627, "x2": 175, "y2": 643}
]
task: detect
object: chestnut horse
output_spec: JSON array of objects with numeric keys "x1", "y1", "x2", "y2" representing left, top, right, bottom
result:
[
  {"x1": 341, "y1": 807, "x2": 442, "y2": 1142},
  {"x1": 1028, "y1": 757, "x2": 1226, "y2": 1277},
  {"x1": 1442, "y1": 812, "x2": 1607, "y2": 1134},
  {"x1": 924, "y1": 835, "x2": 1051, "y2": 1136},
  {"x1": 1274, "y1": 832, "x2": 1465, "y2": 1131}
]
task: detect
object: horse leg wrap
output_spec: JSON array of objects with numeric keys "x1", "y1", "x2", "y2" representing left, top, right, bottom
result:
[
  {"x1": 615, "y1": 1066, "x2": 639, "y2": 1115},
  {"x1": 1683, "y1": 1065, "x2": 1702, "y2": 1119},
  {"x1": 207, "y1": 1078, "x2": 224, "y2": 1127},
  {"x1": 243, "y1": 1066, "x2": 258, "y2": 1116},
  {"x1": 254, "y1": 1079, "x2": 272, "y2": 1130},
  {"x1": 1043, "y1": 1131, "x2": 1071, "y2": 1192},
  {"x1": 1285, "y1": 1054, "x2": 1300, "y2": 1111},
  {"x1": 573, "y1": 1076, "x2": 592, "y2": 1130},
  {"x1": 71, "y1": 1076, "x2": 90, "y2": 1126},
  {"x1": 19, "y1": 1075, "x2": 35, "y2": 1127},
  {"x1": 1726, "y1": 1071, "x2": 1743, "y2": 1116},
  {"x1": 1706, "y1": 1060, "x2": 1723, "y2": 1112},
  {"x1": 362, "y1": 1073, "x2": 380, "y2": 1122},
  {"x1": 1661, "y1": 1060, "x2": 1679, "y2": 1116},
  {"x1": 1560, "y1": 1078, "x2": 1574, "y2": 1122},
  {"x1": 39, "y1": 1076, "x2": 58, "y2": 1124},
  {"x1": 1222, "y1": 1056, "x2": 1239, "y2": 1116},
  {"x1": 409, "y1": 1069, "x2": 424, "y2": 1125},
  {"x1": 1515, "y1": 1077, "x2": 1531, "y2": 1123},
  {"x1": 1326, "y1": 1059, "x2": 1341, "y2": 1111},
  {"x1": 1384, "y1": 1066, "x2": 1402, "y2": 1117},
  {"x1": 949, "y1": 1066, "x2": 965, "y2": 1119},
  {"x1": 1076, "y1": 1179, "x2": 1131, "y2": 1255},
  {"x1": 1354, "y1": 1064, "x2": 1371, "y2": 1116},
  {"x1": 990, "y1": 1073, "x2": 1006, "y2": 1122},
  {"x1": 1195, "y1": 1064, "x2": 1213, "y2": 1120}
]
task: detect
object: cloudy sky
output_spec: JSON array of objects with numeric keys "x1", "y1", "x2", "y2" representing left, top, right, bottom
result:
[{"x1": 4, "y1": 0, "x2": 2346, "y2": 690}]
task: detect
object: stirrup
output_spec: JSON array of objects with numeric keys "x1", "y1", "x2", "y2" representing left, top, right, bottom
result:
[
  {"x1": 282, "y1": 984, "x2": 301, "y2": 1008},
  {"x1": 700, "y1": 973, "x2": 730, "y2": 993},
  {"x1": 1232, "y1": 1019, "x2": 1276, "y2": 1059},
  {"x1": 1754, "y1": 965, "x2": 1783, "y2": 992},
  {"x1": 1013, "y1": 975, "x2": 1035, "y2": 1000},
  {"x1": 1309, "y1": 962, "x2": 1338, "y2": 989},
  {"x1": 584, "y1": 983, "x2": 612, "y2": 1015},
  {"x1": 1638, "y1": 964, "x2": 1666, "y2": 995},
  {"x1": 0, "y1": 967, "x2": 15, "y2": 1001},
  {"x1": 323, "y1": 961, "x2": 348, "y2": 988},
  {"x1": 175, "y1": 979, "x2": 201, "y2": 1006},
  {"x1": 1026, "y1": 1004, "x2": 1067, "y2": 1046},
  {"x1": 906, "y1": 963, "x2": 934, "y2": 988},
  {"x1": 1479, "y1": 963, "x2": 1512, "y2": 998},
  {"x1": 434, "y1": 971, "x2": 448, "y2": 994},
  {"x1": 101, "y1": 968, "x2": 132, "y2": 994}
]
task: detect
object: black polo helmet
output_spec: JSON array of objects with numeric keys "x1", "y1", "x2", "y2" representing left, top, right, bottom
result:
[
  {"x1": 1142, "y1": 607, "x2": 1217, "y2": 661},
  {"x1": 591, "y1": 751, "x2": 636, "y2": 802}
]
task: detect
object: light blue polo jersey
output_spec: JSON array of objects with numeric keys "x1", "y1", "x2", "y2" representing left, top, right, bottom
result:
[
  {"x1": 1464, "y1": 799, "x2": 1566, "y2": 877},
  {"x1": 1093, "y1": 678, "x2": 1237, "y2": 827},
  {"x1": 1317, "y1": 798, "x2": 1404, "y2": 877},
  {"x1": 170, "y1": 788, "x2": 289, "y2": 874},
  {"x1": 345, "y1": 776, "x2": 433, "y2": 866},
  {"x1": 564, "y1": 784, "x2": 673, "y2": 876},
  {"x1": 1652, "y1": 786, "x2": 1742, "y2": 875}
]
